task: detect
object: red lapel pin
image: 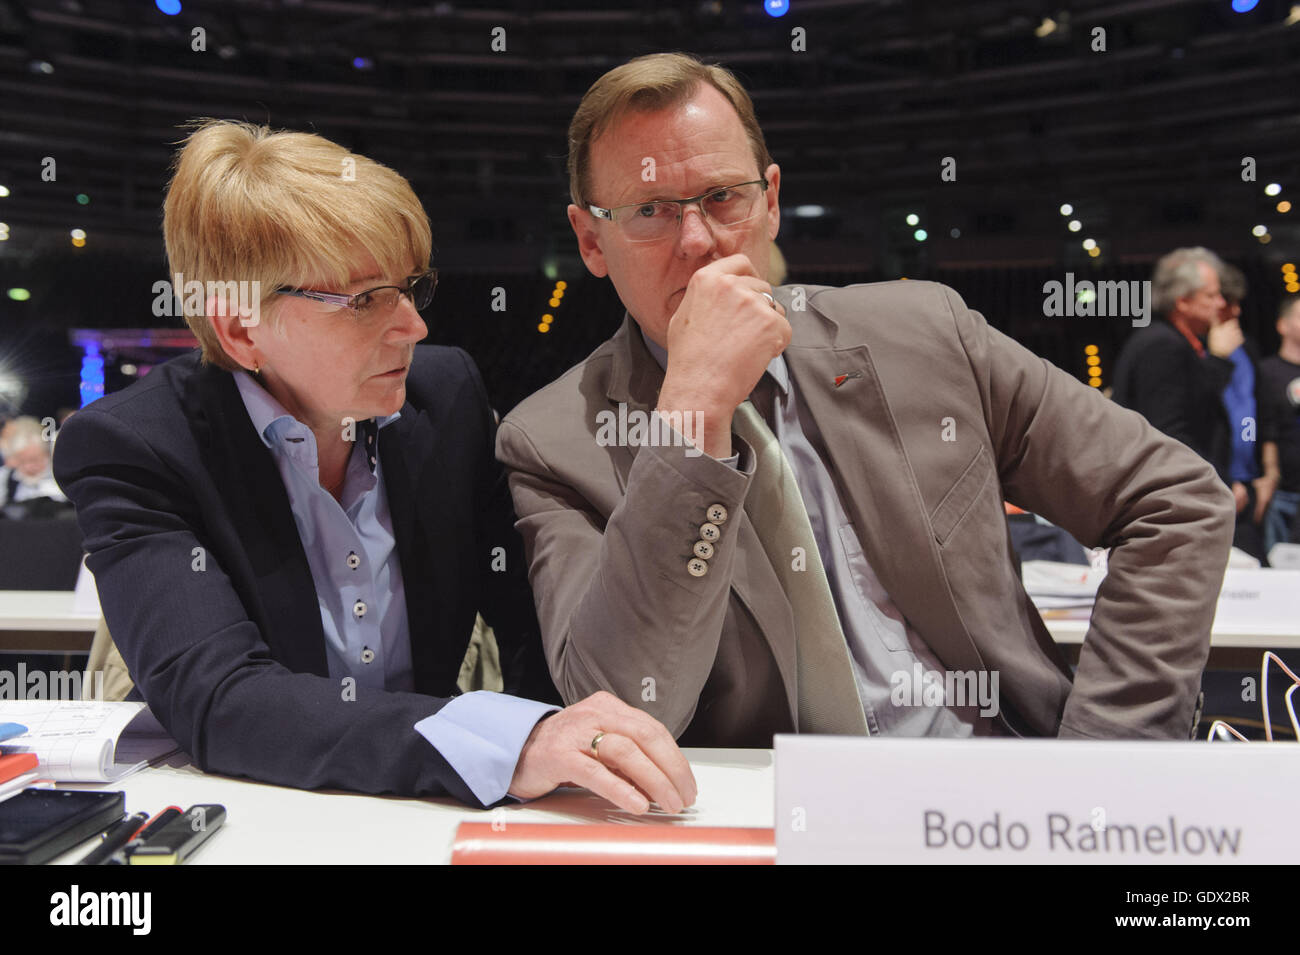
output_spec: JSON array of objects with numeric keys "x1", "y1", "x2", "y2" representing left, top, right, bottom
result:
[{"x1": 833, "y1": 371, "x2": 863, "y2": 388}]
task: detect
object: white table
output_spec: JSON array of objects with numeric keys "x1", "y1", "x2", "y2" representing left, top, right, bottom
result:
[
  {"x1": 52, "y1": 748, "x2": 775, "y2": 865},
  {"x1": 0, "y1": 590, "x2": 100, "y2": 653}
]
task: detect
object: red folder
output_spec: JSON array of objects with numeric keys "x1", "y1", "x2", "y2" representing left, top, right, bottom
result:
[
  {"x1": 451, "y1": 822, "x2": 775, "y2": 865},
  {"x1": 0, "y1": 752, "x2": 38, "y2": 783}
]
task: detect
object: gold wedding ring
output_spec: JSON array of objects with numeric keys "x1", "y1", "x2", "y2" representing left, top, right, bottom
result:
[{"x1": 591, "y1": 731, "x2": 606, "y2": 758}]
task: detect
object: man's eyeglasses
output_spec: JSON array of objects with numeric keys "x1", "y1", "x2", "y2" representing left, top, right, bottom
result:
[
  {"x1": 588, "y1": 179, "x2": 769, "y2": 243},
  {"x1": 275, "y1": 268, "x2": 438, "y2": 318}
]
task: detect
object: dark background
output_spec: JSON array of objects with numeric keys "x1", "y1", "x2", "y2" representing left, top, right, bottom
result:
[{"x1": 1, "y1": 0, "x2": 1298, "y2": 418}]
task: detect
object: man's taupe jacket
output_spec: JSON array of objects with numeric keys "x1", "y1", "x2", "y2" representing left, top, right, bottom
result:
[{"x1": 497, "y1": 280, "x2": 1235, "y2": 744}]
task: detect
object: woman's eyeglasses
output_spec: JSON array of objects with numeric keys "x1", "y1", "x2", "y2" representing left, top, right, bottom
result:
[{"x1": 275, "y1": 268, "x2": 438, "y2": 318}]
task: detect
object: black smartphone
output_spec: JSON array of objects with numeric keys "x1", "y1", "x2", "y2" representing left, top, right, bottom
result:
[{"x1": 0, "y1": 789, "x2": 126, "y2": 865}]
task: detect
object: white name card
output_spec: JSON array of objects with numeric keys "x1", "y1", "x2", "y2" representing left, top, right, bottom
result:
[
  {"x1": 1212, "y1": 568, "x2": 1300, "y2": 631},
  {"x1": 775, "y1": 736, "x2": 1300, "y2": 864}
]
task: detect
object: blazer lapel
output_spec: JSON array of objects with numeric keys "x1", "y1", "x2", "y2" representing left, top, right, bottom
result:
[
  {"x1": 781, "y1": 297, "x2": 987, "y2": 677},
  {"x1": 185, "y1": 363, "x2": 327, "y2": 676},
  {"x1": 611, "y1": 317, "x2": 799, "y2": 717},
  {"x1": 604, "y1": 315, "x2": 665, "y2": 495},
  {"x1": 379, "y1": 407, "x2": 462, "y2": 695}
]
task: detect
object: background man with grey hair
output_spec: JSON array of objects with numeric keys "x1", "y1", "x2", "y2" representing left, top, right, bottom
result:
[
  {"x1": 1114, "y1": 247, "x2": 1242, "y2": 488},
  {"x1": 0, "y1": 416, "x2": 69, "y2": 519}
]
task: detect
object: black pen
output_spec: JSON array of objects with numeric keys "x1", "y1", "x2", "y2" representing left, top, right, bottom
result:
[
  {"x1": 77, "y1": 811, "x2": 150, "y2": 865},
  {"x1": 107, "y1": 805, "x2": 182, "y2": 865}
]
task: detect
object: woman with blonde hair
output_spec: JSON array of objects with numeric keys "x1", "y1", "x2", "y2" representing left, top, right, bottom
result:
[{"x1": 53, "y1": 121, "x2": 695, "y2": 813}]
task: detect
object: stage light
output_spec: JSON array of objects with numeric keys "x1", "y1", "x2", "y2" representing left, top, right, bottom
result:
[
  {"x1": 1082, "y1": 238, "x2": 1096, "y2": 250},
  {"x1": 1279, "y1": 201, "x2": 1292, "y2": 213},
  {"x1": 1231, "y1": 0, "x2": 1259, "y2": 12},
  {"x1": 794, "y1": 205, "x2": 825, "y2": 218},
  {"x1": 76, "y1": 193, "x2": 89, "y2": 205},
  {"x1": 950, "y1": 228, "x2": 961, "y2": 238},
  {"x1": 1265, "y1": 183, "x2": 1282, "y2": 196},
  {"x1": 541, "y1": 314, "x2": 553, "y2": 325},
  {"x1": 913, "y1": 229, "x2": 927, "y2": 241},
  {"x1": 764, "y1": 0, "x2": 790, "y2": 17},
  {"x1": 0, "y1": 185, "x2": 9, "y2": 197},
  {"x1": 1085, "y1": 345, "x2": 1099, "y2": 356},
  {"x1": 1068, "y1": 220, "x2": 1081, "y2": 232},
  {"x1": 156, "y1": 0, "x2": 182, "y2": 13},
  {"x1": 7, "y1": 288, "x2": 30, "y2": 301},
  {"x1": 1059, "y1": 204, "x2": 1073, "y2": 216},
  {"x1": 1035, "y1": 18, "x2": 1057, "y2": 38},
  {"x1": 1087, "y1": 246, "x2": 1101, "y2": 258},
  {"x1": 905, "y1": 214, "x2": 919, "y2": 226},
  {"x1": 352, "y1": 57, "x2": 373, "y2": 70},
  {"x1": 555, "y1": 281, "x2": 567, "y2": 291},
  {"x1": 71, "y1": 228, "x2": 86, "y2": 240},
  {"x1": 537, "y1": 323, "x2": 550, "y2": 333},
  {"x1": 1251, "y1": 225, "x2": 1267, "y2": 237}
]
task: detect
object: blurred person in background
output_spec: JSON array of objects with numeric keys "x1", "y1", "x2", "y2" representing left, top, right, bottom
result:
[
  {"x1": 1114, "y1": 247, "x2": 1238, "y2": 486},
  {"x1": 1215, "y1": 264, "x2": 1270, "y2": 562},
  {"x1": 0, "y1": 415, "x2": 71, "y2": 519},
  {"x1": 1259, "y1": 294, "x2": 1300, "y2": 554}
]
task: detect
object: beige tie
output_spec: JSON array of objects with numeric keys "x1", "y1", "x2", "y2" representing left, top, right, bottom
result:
[{"x1": 732, "y1": 397, "x2": 869, "y2": 735}]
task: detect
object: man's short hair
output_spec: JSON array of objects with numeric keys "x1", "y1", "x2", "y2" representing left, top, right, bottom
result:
[
  {"x1": 164, "y1": 119, "x2": 432, "y2": 370},
  {"x1": 567, "y1": 52, "x2": 774, "y2": 208},
  {"x1": 1151, "y1": 246, "x2": 1227, "y2": 317},
  {"x1": 1218, "y1": 262, "x2": 1247, "y2": 307},
  {"x1": 1279, "y1": 293, "x2": 1300, "y2": 323}
]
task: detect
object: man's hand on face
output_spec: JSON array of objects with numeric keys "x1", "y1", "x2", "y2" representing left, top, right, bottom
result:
[
  {"x1": 656, "y1": 253, "x2": 790, "y2": 459},
  {"x1": 1208, "y1": 317, "x2": 1245, "y2": 359},
  {"x1": 507, "y1": 691, "x2": 698, "y2": 814}
]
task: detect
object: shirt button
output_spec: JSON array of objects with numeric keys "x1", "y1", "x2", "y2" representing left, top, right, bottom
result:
[
  {"x1": 706, "y1": 504, "x2": 728, "y2": 524},
  {"x1": 693, "y1": 540, "x2": 715, "y2": 560},
  {"x1": 353, "y1": 600, "x2": 367, "y2": 619},
  {"x1": 699, "y1": 522, "x2": 720, "y2": 542},
  {"x1": 360, "y1": 647, "x2": 375, "y2": 664},
  {"x1": 346, "y1": 552, "x2": 361, "y2": 570},
  {"x1": 687, "y1": 558, "x2": 708, "y2": 578}
]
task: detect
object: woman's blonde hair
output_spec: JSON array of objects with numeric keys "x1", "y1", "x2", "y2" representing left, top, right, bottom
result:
[{"x1": 163, "y1": 119, "x2": 432, "y2": 369}]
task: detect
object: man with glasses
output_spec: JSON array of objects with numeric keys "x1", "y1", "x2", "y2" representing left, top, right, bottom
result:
[
  {"x1": 497, "y1": 53, "x2": 1235, "y2": 744},
  {"x1": 53, "y1": 120, "x2": 697, "y2": 813}
]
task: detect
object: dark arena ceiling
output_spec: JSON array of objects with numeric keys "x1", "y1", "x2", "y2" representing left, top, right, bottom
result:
[{"x1": 0, "y1": 0, "x2": 1298, "y2": 412}]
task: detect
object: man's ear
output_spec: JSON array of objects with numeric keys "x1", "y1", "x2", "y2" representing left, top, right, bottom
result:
[
  {"x1": 764, "y1": 163, "x2": 781, "y2": 241},
  {"x1": 205, "y1": 294, "x2": 259, "y2": 371},
  {"x1": 568, "y1": 204, "x2": 609, "y2": 278}
]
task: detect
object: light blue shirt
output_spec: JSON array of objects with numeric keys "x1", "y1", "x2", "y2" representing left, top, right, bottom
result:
[
  {"x1": 234, "y1": 372, "x2": 556, "y2": 804},
  {"x1": 643, "y1": 331, "x2": 993, "y2": 736}
]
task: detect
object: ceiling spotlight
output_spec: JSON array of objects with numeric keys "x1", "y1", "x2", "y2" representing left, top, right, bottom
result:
[
  {"x1": 913, "y1": 229, "x2": 928, "y2": 241},
  {"x1": 1059, "y1": 204, "x2": 1073, "y2": 216},
  {"x1": 794, "y1": 205, "x2": 825, "y2": 218},
  {"x1": 1265, "y1": 183, "x2": 1282, "y2": 196},
  {"x1": 1251, "y1": 224, "x2": 1268, "y2": 237},
  {"x1": 906, "y1": 213, "x2": 919, "y2": 226},
  {"x1": 1082, "y1": 238, "x2": 1097, "y2": 250},
  {"x1": 1068, "y1": 220, "x2": 1082, "y2": 232},
  {"x1": 1035, "y1": 17, "x2": 1058, "y2": 38}
]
